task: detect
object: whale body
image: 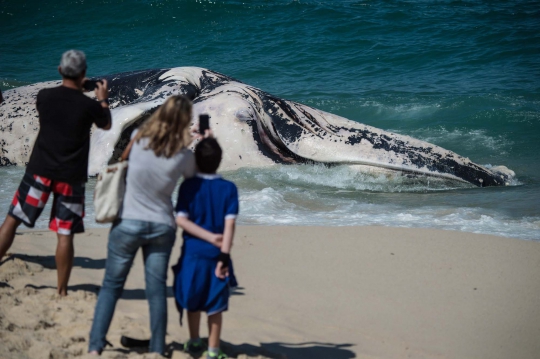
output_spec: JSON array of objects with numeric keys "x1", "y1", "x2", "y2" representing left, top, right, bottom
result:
[{"x1": 0, "y1": 67, "x2": 514, "y2": 187}]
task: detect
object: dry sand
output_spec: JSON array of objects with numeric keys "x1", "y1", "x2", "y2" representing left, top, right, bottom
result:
[{"x1": 1, "y1": 226, "x2": 539, "y2": 359}]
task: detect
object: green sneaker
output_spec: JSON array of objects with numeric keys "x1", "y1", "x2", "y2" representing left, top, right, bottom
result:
[
  {"x1": 204, "y1": 349, "x2": 228, "y2": 359},
  {"x1": 183, "y1": 339, "x2": 205, "y2": 354}
]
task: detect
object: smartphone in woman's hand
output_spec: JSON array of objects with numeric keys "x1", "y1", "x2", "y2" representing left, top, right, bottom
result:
[{"x1": 199, "y1": 114, "x2": 210, "y2": 134}]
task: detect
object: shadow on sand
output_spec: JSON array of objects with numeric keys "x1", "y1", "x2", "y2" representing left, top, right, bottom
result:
[
  {"x1": 222, "y1": 340, "x2": 356, "y2": 359},
  {"x1": 102, "y1": 338, "x2": 355, "y2": 359},
  {"x1": 0, "y1": 281, "x2": 13, "y2": 289},
  {"x1": 24, "y1": 279, "x2": 245, "y2": 301},
  {"x1": 6, "y1": 253, "x2": 106, "y2": 270},
  {"x1": 23, "y1": 283, "x2": 166, "y2": 300},
  {"x1": 5, "y1": 254, "x2": 244, "y2": 296}
]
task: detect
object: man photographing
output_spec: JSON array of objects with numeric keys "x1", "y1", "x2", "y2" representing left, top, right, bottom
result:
[{"x1": 0, "y1": 50, "x2": 111, "y2": 296}]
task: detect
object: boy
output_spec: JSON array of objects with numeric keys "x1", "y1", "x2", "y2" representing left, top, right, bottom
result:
[{"x1": 173, "y1": 138, "x2": 239, "y2": 359}]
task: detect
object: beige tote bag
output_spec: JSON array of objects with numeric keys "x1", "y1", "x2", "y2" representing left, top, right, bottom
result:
[{"x1": 94, "y1": 161, "x2": 129, "y2": 223}]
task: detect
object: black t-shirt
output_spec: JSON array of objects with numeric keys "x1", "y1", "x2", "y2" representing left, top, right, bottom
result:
[{"x1": 26, "y1": 86, "x2": 110, "y2": 183}]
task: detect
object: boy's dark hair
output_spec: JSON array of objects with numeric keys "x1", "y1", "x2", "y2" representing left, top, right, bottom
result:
[{"x1": 195, "y1": 138, "x2": 222, "y2": 174}]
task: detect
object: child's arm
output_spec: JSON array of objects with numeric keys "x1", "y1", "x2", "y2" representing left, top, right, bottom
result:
[
  {"x1": 215, "y1": 218, "x2": 235, "y2": 279},
  {"x1": 221, "y1": 218, "x2": 235, "y2": 254},
  {"x1": 176, "y1": 216, "x2": 223, "y2": 248}
]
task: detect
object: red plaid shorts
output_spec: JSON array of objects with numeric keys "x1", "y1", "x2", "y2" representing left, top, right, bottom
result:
[{"x1": 9, "y1": 173, "x2": 85, "y2": 235}]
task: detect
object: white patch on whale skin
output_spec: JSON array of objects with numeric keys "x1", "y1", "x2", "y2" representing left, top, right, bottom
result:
[
  {"x1": 88, "y1": 100, "x2": 162, "y2": 174},
  {"x1": 488, "y1": 165, "x2": 516, "y2": 186},
  {"x1": 191, "y1": 84, "x2": 276, "y2": 171},
  {"x1": 159, "y1": 67, "x2": 206, "y2": 87},
  {"x1": 0, "y1": 81, "x2": 60, "y2": 166}
]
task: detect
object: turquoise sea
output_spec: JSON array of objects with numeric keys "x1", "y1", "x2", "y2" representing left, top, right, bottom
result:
[{"x1": 1, "y1": 0, "x2": 539, "y2": 239}]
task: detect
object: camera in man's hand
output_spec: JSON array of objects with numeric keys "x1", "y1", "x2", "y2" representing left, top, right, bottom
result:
[{"x1": 82, "y1": 79, "x2": 103, "y2": 91}]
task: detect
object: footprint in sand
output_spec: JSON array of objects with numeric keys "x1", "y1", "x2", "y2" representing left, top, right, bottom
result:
[{"x1": 0, "y1": 255, "x2": 44, "y2": 283}]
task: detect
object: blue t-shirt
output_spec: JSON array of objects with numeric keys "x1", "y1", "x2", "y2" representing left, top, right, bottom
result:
[{"x1": 175, "y1": 174, "x2": 239, "y2": 258}]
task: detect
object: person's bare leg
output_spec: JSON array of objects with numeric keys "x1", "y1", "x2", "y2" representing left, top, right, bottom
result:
[
  {"x1": 0, "y1": 215, "x2": 21, "y2": 260},
  {"x1": 56, "y1": 233, "x2": 74, "y2": 296},
  {"x1": 207, "y1": 312, "x2": 222, "y2": 349},
  {"x1": 187, "y1": 311, "x2": 201, "y2": 340}
]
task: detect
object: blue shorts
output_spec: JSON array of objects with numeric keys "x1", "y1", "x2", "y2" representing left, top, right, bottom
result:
[{"x1": 172, "y1": 252, "x2": 237, "y2": 321}]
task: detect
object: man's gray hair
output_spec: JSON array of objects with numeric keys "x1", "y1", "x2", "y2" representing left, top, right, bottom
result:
[{"x1": 59, "y1": 50, "x2": 87, "y2": 78}]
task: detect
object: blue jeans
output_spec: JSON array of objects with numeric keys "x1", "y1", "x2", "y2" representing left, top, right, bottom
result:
[{"x1": 88, "y1": 219, "x2": 176, "y2": 354}]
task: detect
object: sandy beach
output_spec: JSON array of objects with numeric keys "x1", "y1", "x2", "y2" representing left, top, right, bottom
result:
[{"x1": 1, "y1": 226, "x2": 539, "y2": 359}]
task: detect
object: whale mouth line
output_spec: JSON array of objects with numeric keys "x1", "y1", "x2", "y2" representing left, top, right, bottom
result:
[{"x1": 244, "y1": 104, "x2": 305, "y2": 165}]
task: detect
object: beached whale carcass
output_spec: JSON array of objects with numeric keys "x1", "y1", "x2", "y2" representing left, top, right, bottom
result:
[{"x1": 0, "y1": 67, "x2": 514, "y2": 187}]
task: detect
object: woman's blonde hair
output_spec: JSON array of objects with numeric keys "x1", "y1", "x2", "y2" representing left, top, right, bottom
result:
[{"x1": 135, "y1": 95, "x2": 193, "y2": 158}]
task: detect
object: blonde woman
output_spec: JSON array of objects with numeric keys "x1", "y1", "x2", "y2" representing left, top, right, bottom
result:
[{"x1": 89, "y1": 95, "x2": 208, "y2": 355}]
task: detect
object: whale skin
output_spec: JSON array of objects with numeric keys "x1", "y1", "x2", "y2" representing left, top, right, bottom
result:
[{"x1": 0, "y1": 67, "x2": 515, "y2": 187}]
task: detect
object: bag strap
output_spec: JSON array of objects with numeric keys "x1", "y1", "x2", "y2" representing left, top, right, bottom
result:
[{"x1": 120, "y1": 138, "x2": 135, "y2": 162}]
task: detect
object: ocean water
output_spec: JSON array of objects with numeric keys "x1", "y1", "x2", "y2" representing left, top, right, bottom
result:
[{"x1": 1, "y1": 0, "x2": 539, "y2": 240}]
